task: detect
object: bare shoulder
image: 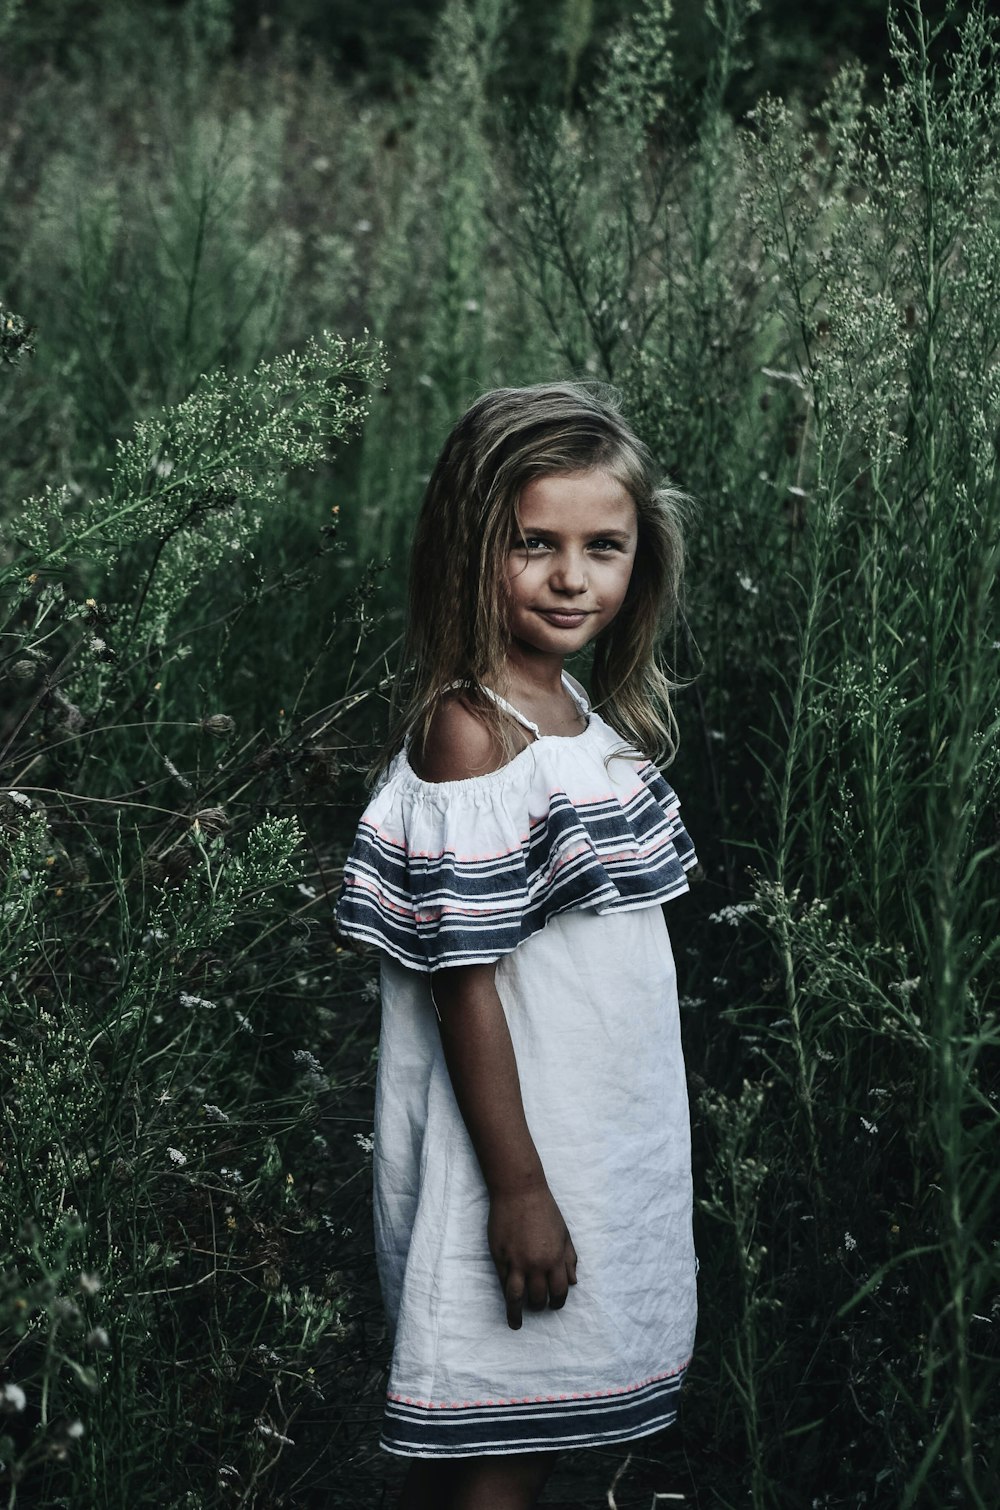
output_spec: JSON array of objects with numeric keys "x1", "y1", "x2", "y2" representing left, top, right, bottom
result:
[{"x1": 409, "y1": 694, "x2": 511, "y2": 783}]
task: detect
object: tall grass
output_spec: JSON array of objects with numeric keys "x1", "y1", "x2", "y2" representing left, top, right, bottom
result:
[
  {"x1": 0, "y1": 331, "x2": 388, "y2": 1505},
  {"x1": 0, "y1": 0, "x2": 997, "y2": 1505}
]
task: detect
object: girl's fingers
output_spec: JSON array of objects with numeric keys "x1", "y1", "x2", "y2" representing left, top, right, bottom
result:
[
  {"x1": 526, "y1": 1269, "x2": 549, "y2": 1311},
  {"x1": 548, "y1": 1265, "x2": 570, "y2": 1309},
  {"x1": 500, "y1": 1244, "x2": 579, "y2": 1328},
  {"x1": 504, "y1": 1268, "x2": 525, "y2": 1330}
]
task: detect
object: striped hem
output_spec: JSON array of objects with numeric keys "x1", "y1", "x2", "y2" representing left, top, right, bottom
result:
[{"x1": 380, "y1": 1362, "x2": 689, "y2": 1457}]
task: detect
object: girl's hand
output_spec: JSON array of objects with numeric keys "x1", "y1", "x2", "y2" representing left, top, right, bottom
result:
[{"x1": 487, "y1": 1182, "x2": 578, "y2": 1330}]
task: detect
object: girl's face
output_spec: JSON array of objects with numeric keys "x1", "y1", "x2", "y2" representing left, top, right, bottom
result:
[{"x1": 505, "y1": 468, "x2": 638, "y2": 660}]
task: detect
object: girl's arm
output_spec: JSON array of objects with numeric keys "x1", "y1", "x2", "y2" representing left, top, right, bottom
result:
[
  {"x1": 433, "y1": 960, "x2": 578, "y2": 1330},
  {"x1": 414, "y1": 694, "x2": 577, "y2": 1327}
]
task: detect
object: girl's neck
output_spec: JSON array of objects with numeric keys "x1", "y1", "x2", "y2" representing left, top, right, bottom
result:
[
  {"x1": 489, "y1": 645, "x2": 587, "y2": 739},
  {"x1": 498, "y1": 642, "x2": 566, "y2": 702}
]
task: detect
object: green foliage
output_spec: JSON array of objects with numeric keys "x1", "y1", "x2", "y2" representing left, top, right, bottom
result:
[
  {"x1": 0, "y1": 305, "x2": 35, "y2": 365},
  {"x1": 6, "y1": 332, "x2": 380, "y2": 653},
  {"x1": 0, "y1": 1223, "x2": 103, "y2": 1489},
  {"x1": 0, "y1": 331, "x2": 386, "y2": 1504}
]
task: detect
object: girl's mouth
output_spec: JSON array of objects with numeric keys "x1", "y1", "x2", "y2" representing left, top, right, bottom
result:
[{"x1": 536, "y1": 609, "x2": 591, "y2": 628}]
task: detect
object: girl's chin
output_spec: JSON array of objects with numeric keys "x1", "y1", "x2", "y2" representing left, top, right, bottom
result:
[{"x1": 509, "y1": 630, "x2": 596, "y2": 661}]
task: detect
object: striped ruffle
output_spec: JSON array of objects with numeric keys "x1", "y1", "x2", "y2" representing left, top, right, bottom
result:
[
  {"x1": 335, "y1": 722, "x2": 697, "y2": 973},
  {"x1": 381, "y1": 1363, "x2": 688, "y2": 1456}
]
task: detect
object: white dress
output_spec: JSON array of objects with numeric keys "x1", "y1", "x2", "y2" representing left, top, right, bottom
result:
[{"x1": 335, "y1": 678, "x2": 699, "y2": 1457}]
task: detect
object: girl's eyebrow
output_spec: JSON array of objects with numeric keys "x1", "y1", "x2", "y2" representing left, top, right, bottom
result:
[{"x1": 515, "y1": 526, "x2": 633, "y2": 541}]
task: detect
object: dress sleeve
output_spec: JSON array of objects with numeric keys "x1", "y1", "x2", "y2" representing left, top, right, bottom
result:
[
  {"x1": 334, "y1": 739, "x2": 698, "y2": 974},
  {"x1": 640, "y1": 764, "x2": 699, "y2": 874},
  {"x1": 334, "y1": 766, "x2": 532, "y2": 973}
]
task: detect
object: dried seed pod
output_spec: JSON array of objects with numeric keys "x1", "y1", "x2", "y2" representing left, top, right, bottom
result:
[
  {"x1": 192, "y1": 807, "x2": 230, "y2": 836},
  {"x1": 9, "y1": 659, "x2": 40, "y2": 683},
  {"x1": 201, "y1": 714, "x2": 236, "y2": 739}
]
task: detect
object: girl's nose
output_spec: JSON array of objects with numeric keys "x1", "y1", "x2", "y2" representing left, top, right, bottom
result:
[{"x1": 550, "y1": 554, "x2": 587, "y2": 593}]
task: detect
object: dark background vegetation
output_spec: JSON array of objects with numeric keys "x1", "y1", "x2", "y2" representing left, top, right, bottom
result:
[{"x1": 2, "y1": 0, "x2": 970, "y2": 102}]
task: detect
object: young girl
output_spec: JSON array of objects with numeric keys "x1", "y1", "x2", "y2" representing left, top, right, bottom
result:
[{"x1": 335, "y1": 383, "x2": 699, "y2": 1510}]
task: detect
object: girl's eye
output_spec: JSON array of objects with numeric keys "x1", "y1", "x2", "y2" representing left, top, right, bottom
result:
[
  {"x1": 589, "y1": 539, "x2": 622, "y2": 553},
  {"x1": 512, "y1": 536, "x2": 549, "y2": 552}
]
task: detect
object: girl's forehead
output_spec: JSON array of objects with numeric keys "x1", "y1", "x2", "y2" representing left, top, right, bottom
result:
[{"x1": 516, "y1": 469, "x2": 637, "y2": 526}]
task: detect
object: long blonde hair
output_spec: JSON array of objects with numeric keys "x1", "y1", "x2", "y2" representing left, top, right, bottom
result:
[{"x1": 374, "y1": 382, "x2": 689, "y2": 778}]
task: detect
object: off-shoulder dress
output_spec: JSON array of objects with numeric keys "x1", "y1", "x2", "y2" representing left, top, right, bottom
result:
[{"x1": 335, "y1": 677, "x2": 699, "y2": 1458}]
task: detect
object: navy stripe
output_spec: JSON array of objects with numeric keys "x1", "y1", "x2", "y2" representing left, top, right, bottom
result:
[
  {"x1": 335, "y1": 765, "x2": 698, "y2": 972},
  {"x1": 380, "y1": 1368, "x2": 686, "y2": 1456}
]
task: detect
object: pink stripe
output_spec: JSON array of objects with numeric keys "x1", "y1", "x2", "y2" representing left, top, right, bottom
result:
[
  {"x1": 364, "y1": 820, "x2": 529, "y2": 863},
  {"x1": 360, "y1": 783, "x2": 678, "y2": 866},
  {"x1": 387, "y1": 1357, "x2": 690, "y2": 1411}
]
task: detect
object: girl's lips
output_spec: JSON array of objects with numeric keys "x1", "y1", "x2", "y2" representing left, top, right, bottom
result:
[{"x1": 536, "y1": 609, "x2": 591, "y2": 627}]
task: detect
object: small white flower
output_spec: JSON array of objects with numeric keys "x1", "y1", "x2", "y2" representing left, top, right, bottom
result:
[
  {"x1": 78, "y1": 1271, "x2": 102, "y2": 1295},
  {"x1": 708, "y1": 903, "x2": 757, "y2": 926},
  {"x1": 844, "y1": 1232, "x2": 857, "y2": 1251},
  {"x1": 0, "y1": 1382, "x2": 26, "y2": 1412},
  {"x1": 860, "y1": 1117, "x2": 878, "y2": 1135},
  {"x1": 180, "y1": 992, "x2": 217, "y2": 1011},
  {"x1": 737, "y1": 573, "x2": 760, "y2": 596},
  {"x1": 203, "y1": 1104, "x2": 229, "y2": 1124},
  {"x1": 66, "y1": 1420, "x2": 85, "y2": 1439},
  {"x1": 354, "y1": 1132, "x2": 374, "y2": 1154},
  {"x1": 292, "y1": 1050, "x2": 324, "y2": 1077},
  {"x1": 296, "y1": 882, "x2": 317, "y2": 900},
  {"x1": 166, "y1": 1147, "x2": 187, "y2": 1166}
]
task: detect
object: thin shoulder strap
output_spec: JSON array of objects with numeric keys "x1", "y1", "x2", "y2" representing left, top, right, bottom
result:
[
  {"x1": 561, "y1": 672, "x2": 590, "y2": 716},
  {"x1": 478, "y1": 685, "x2": 540, "y2": 738},
  {"x1": 447, "y1": 675, "x2": 588, "y2": 738}
]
